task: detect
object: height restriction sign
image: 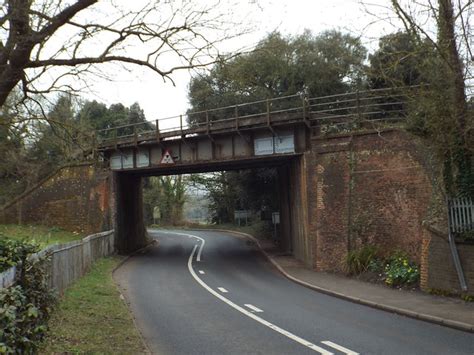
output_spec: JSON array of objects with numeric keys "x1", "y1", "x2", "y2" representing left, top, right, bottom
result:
[{"x1": 160, "y1": 150, "x2": 175, "y2": 164}]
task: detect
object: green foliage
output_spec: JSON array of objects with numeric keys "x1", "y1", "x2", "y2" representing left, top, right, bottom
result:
[
  {"x1": 368, "y1": 29, "x2": 474, "y2": 197},
  {"x1": 384, "y1": 251, "x2": 419, "y2": 287},
  {"x1": 345, "y1": 245, "x2": 378, "y2": 275},
  {"x1": 0, "y1": 93, "x2": 151, "y2": 207},
  {"x1": 0, "y1": 225, "x2": 82, "y2": 249},
  {"x1": 0, "y1": 241, "x2": 55, "y2": 353},
  {"x1": 188, "y1": 169, "x2": 278, "y2": 224},
  {"x1": 188, "y1": 30, "x2": 367, "y2": 126},
  {"x1": 367, "y1": 258, "x2": 384, "y2": 273},
  {"x1": 346, "y1": 247, "x2": 420, "y2": 288},
  {"x1": 0, "y1": 92, "x2": 35, "y2": 206},
  {"x1": 143, "y1": 175, "x2": 187, "y2": 225},
  {"x1": 367, "y1": 32, "x2": 434, "y2": 89},
  {"x1": 0, "y1": 238, "x2": 38, "y2": 272},
  {"x1": 189, "y1": 172, "x2": 239, "y2": 224},
  {"x1": 456, "y1": 230, "x2": 474, "y2": 242}
]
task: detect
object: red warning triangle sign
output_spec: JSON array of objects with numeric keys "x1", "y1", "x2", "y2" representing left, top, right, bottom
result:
[{"x1": 160, "y1": 149, "x2": 174, "y2": 164}]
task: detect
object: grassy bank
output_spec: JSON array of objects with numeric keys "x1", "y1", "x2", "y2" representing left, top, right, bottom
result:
[
  {"x1": 0, "y1": 224, "x2": 82, "y2": 247},
  {"x1": 41, "y1": 257, "x2": 146, "y2": 354}
]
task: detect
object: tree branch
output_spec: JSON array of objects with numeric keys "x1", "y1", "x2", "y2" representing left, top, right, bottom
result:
[{"x1": 34, "y1": 0, "x2": 97, "y2": 43}]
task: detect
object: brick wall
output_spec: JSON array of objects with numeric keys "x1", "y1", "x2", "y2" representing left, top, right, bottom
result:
[
  {"x1": 0, "y1": 164, "x2": 111, "y2": 234},
  {"x1": 312, "y1": 138, "x2": 351, "y2": 271},
  {"x1": 421, "y1": 226, "x2": 474, "y2": 296},
  {"x1": 310, "y1": 129, "x2": 435, "y2": 272}
]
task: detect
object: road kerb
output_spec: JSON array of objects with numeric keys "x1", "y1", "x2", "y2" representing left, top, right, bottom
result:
[
  {"x1": 112, "y1": 239, "x2": 157, "y2": 274},
  {"x1": 192, "y1": 228, "x2": 474, "y2": 334}
]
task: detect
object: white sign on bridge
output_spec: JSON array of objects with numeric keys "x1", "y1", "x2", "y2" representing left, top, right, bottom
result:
[
  {"x1": 254, "y1": 135, "x2": 295, "y2": 156},
  {"x1": 161, "y1": 150, "x2": 175, "y2": 164}
]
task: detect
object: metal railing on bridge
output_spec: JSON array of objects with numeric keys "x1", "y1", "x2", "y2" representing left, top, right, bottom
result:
[
  {"x1": 96, "y1": 86, "x2": 420, "y2": 147},
  {"x1": 447, "y1": 196, "x2": 474, "y2": 292}
]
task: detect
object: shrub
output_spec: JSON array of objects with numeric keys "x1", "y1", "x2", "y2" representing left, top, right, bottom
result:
[
  {"x1": 0, "y1": 238, "x2": 38, "y2": 272},
  {"x1": 346, "y1": 245, "x2": 378, "y2": 275},
  {"x1": 384, "y1": 251, "x2": 420, "y2": 287},
  {"x1": 367, "y1": 258, "x2": 384, "y2": 273},
  {"x1": 456, "y1": 230, "x2": 474, "y2": 242},
  {"x1": 0, "y1": 240, "x2": 55, "y2": 353}
]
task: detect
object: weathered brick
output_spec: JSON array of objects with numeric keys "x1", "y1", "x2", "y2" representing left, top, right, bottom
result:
[
  {"x1": 309, "y1": 130, "x2": 434, "y2": 273},
  {"x1": 0, "y1": 164, "x2": 111, "y2": 234}
]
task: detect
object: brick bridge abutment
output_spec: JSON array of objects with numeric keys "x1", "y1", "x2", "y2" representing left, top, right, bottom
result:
[
  {"x1": 109, "y1": 128, "x2": 437, "y2": 271},
  {"x1": 113, "y1": 172, "x2": 149, "y2": 253}
]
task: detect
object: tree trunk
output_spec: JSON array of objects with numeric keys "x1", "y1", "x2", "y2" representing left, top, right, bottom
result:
[{"x1": 437, "y1": 0, "x2": 473, "y2": 196}]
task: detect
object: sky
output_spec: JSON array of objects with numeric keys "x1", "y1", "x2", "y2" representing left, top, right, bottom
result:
[{"x1": 82, "y1": 0, "x2": 400, "y2": 122}]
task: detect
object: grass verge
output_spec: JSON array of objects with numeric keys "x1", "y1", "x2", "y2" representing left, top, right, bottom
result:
[
  {"x1": 41, "y1": 257, "x2": 146, "y2": 354},
  {"x1": 0, "y1": 224, "x2": 82, "y2": 247}
]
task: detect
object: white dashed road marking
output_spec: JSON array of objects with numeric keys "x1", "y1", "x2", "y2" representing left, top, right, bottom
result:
[
  {"x1": 217, "y1": 287, "x2": 229, "y2": 293},
  {"x1": 187, "y1": 244, "x2": 334, "y2": 355},
  {"x1": 244, "y1": 304, "x2": 264, "y2": 313},
  {"x1": 198, "y1": 270, "x2": 205, "y2": 274},
  {"x1": 321, "y1": 341, "x2": 359, "y2": 355}
]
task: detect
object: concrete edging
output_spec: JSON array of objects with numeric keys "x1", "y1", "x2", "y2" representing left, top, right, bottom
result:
[{"x1": 193, "y1": 228, "x2": 474, "y2": 334}]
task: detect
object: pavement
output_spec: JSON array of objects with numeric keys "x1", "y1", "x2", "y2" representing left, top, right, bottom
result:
[
  {"x1": 115, "y1": 229, "x2": 474, "y2": 354},
  {"x1": 227, "y1": 230, "x2": 474, "y2": 333}
]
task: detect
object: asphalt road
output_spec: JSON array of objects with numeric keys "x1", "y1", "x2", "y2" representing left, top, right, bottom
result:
[{"x1": 114, "y1": 229, "x2": 474, "y2": 355}]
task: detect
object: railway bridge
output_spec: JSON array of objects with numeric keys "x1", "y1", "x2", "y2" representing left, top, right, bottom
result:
[{"x1": 97, "y1": 88, "x2": 419, "y2": 269}]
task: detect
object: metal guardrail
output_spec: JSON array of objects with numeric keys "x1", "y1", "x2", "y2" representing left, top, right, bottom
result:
[
  {"x1": 449, "y1": 197, "x2": 474, "y2": 234},
  {"x1": 96, "y1": 86, "x2": 419, "y2": 147}
]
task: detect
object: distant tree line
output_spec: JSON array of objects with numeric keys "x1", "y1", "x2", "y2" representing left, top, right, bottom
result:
[{"x1": 0, "y1": 95, "x2": 148, "y2": 205}]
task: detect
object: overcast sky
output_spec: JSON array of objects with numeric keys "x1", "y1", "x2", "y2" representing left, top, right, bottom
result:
[{"x1": 85, "y1": 0, "x2": 400, "y2": 121}]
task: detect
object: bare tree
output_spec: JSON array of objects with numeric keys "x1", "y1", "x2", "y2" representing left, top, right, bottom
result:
[{"x1": 0, "y1": 0, "x2": 252, "y2": 110}]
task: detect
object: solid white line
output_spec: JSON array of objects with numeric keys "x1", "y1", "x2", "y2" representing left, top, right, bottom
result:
[
  {"x1": 174, "y1": 232, "x2": 205, "y2": 261},
  {"x1": 321, "y1": 341, "x2": 359, "y2": 355},
  {"x1": 198, "y1": 270, "x2": 205, "y2": 275},
  {"x1": 187, "y1": 245, "x2": 333, "y2": 355},
  {"x1": 196, "y1": 236, "x2": 205, "y2": 262},
  {"x1": 217, "y1": 287, "x2": 228, "y2": 293},
  {"x1": 244, "y1": 304, "x2": 264, "y2": 313}
]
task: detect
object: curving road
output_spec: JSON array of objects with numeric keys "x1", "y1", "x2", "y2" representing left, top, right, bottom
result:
[{"x1": 114, "y1": 229, "x2": 474, "y2": 355}]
